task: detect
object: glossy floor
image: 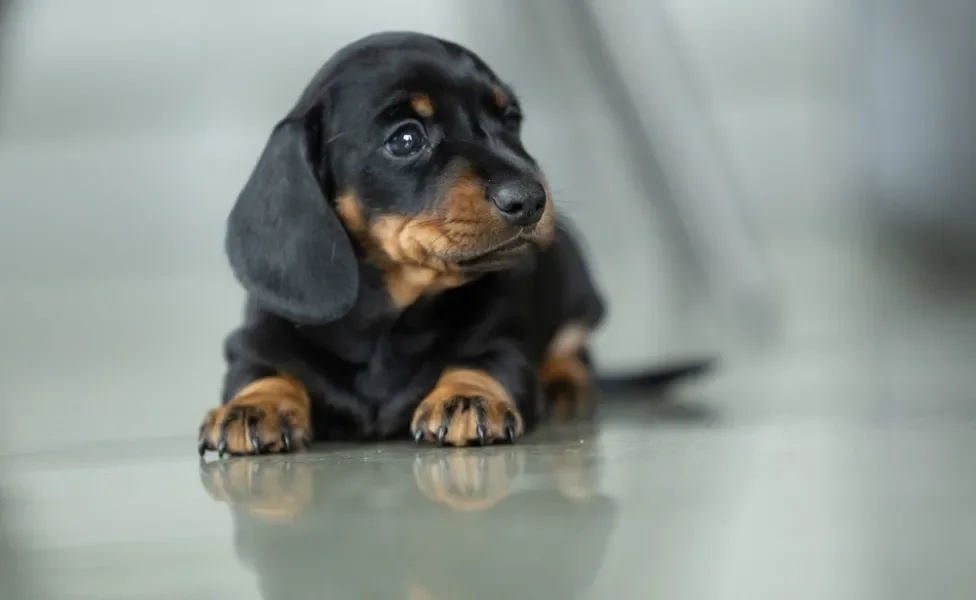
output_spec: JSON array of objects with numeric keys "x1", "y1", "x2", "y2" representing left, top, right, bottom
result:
[{"x1": 2, "y1": 382, "x2": 975, "y2": 600}]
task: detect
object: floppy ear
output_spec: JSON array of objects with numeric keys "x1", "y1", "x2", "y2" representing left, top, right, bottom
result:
[{"x1": 225, "y1": 110, "x2": 358, "y2": 324}]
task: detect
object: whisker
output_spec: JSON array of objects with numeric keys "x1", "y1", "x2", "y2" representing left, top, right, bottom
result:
[
  {"x1": 402, "y1": 216, "x2": 445, "y2": 230},
  {"x1": 427, "y1": 232, "x2": 453, "y2": 251},
  {"x1": 325, "y1": 131, "x2": 348, "y2": 145},
  {"x1": 438, "y1": 218, "x2": 484, "y2": 227}
]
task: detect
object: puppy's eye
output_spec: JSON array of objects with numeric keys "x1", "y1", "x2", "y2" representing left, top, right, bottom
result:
[{"x1": 385, "y1": 122, "x2": 426, "y2": 157}]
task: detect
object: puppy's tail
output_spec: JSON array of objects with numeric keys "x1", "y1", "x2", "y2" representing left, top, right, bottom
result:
[{"x1": 595, "y1": 357, "x2": 716, "y2": 394}]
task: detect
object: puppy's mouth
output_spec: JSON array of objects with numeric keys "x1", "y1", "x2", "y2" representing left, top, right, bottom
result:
[
  {"x1": 459, "y1": 241, "x2": 532, "y2": 271},
  {"x1": 442, "y1": 232, "x2": 537, "y2": 272}
]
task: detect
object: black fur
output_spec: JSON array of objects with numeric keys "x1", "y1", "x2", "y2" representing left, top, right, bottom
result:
[{"x1": 227, "y1": 110, "x2": 359, "y2": 324}]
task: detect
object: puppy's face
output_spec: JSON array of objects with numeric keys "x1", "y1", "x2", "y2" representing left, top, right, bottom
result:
[
  {"x1": 226, "y1": 32, "x2": 556, "y2": 323},
  {"x1": 320, "y1": 35, "x2": 555, "y2": 273}
]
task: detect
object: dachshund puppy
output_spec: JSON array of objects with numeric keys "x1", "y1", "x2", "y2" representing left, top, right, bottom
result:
[{"x1": 197, "y1": 31, "x2": 606, "y2": 455}]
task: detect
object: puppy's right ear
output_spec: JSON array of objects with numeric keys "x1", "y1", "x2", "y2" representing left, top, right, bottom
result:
[{"x1": 225, "y1": 109, "x2": 358, "y2": 324}]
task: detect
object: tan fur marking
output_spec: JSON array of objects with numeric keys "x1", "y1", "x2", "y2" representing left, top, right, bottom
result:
[
  {"x1": 369, "y1": 214, "x2": 457, "y2": 265},
  {"x1": 335, "y1": 193, "x2": 366, "y2": 234},
  {"x1": 534, "y1": 174, "x2": 557, "y2": 248},
  {"x1": 540, "y1": 354, "x2": 589, "y2": 390},
  {"x1": 492, "y1": 87, "x2": 509, "y2": 109},
  {"x1": 411, "y1": 368, "x2": 524, "y2": 446},
  {"x1": 441, "y1": 167, "x2": 500, "y2": 225},
  {"x1": 545, "y1": 322, "x2": 590, "y2": 359},
  {"x1": 540, "y1": 354, "x2": 591, "y2": 420},
  {"x1": 367, "y1": 215, "x2": 467, "y2": 308},
  {"x1": 198, "y1": 375, "x2": 311, "y2": 455},
  {"x1": 410, "y1": 94, "x2": 434, "y2": 118},
  {"x1": 437, "y1": 163, "x2": 555, "y2": 249},
  {"x1": 540, "y1": 322, "x2": 593, "y2": 420},
  {"x1": 384, "y1": 265, "x2": 466, "y2": 309}
]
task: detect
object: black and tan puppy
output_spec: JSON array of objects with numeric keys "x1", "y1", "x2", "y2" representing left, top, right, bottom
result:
[{"x1": 197, "y1": 31, "x2": 606, "y2": 455}]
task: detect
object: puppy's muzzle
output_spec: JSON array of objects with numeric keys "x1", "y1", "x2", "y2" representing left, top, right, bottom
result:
[{"x1": 488, "y1": 178, "x2": 547, "y2": 227}]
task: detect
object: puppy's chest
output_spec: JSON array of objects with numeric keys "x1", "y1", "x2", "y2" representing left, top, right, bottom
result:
[
  {"x1": 344, "y1": 307, "x2": 452, "y2": 405},
  {"x1": 331, "y1": 277, "x2": 499, "y2": 405}
]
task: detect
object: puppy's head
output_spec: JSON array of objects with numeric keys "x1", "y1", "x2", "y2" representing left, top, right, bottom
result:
[{"x1": 227, "y1": 32, "x2": 555, "y2": 324}]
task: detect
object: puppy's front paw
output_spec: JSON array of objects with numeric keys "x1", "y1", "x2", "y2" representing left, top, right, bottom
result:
[
  {"x1": 411, "y1": 368, "x2": 523, "y2": 446},
  {"x1": 198, "y1": 377, "x2": 311, "y2": 457}
]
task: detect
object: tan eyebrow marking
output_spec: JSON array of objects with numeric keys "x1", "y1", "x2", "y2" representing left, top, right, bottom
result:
[{"x1": 410, "y1": 94, "x2": 434, "y2": 118}]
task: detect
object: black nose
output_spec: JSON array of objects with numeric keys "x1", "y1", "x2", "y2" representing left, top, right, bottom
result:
[{"x1": 488, "y1": 179, "x2": 547, "y2": 226}]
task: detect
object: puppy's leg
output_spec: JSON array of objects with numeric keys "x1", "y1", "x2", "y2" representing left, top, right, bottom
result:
[
  {"x1": 198, "y1": 374, "x2": 311, "y2": 457},
  {"x1": 411, "y1": 343, "x2": 537, "y2": 447},
  {"x1": 540, "y1": 322, "x2": 595, "y2": 420}
]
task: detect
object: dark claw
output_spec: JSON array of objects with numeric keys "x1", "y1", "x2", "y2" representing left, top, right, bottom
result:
[
  {"x1": 437, "y1": 398, "x2": 461, "y2": 446},
  {"x1": 218, "y1": 418, "x2": 231, "y2": 457},
  {"x1": 280, "y1": 414, "x2": 295, "y2": 453},
  {"x1": 197, "y1": 422, "x2": 209, "y2": 456},
  {"x1": 247, "y1": 417, "x2": 262, "y2": 454},
  {"x1": 413, "y1": 411, "x2": 429, "y2": 443},
  {"x1": 474, "y1": 403, "x2": 488, "y2": 445},
  {"x1": 503, "y1": 413, "x2": 517, "y2": 443}
]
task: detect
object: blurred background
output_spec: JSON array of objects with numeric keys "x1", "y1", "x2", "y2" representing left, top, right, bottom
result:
[{"x1": 1, "y1": 1, "x2": 975, "y2": 598}]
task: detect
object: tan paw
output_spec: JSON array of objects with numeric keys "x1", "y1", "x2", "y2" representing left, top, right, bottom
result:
[
  {"x1": 410, "y1": 368, "x2": 523, "y2": 446},
  {"x1": 198, "y1": 376, "x2": 311, "y2": 457}
]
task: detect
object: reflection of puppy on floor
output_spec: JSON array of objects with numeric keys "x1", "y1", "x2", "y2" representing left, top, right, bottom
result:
[{"x1": 201, "y1": 447, "x2": 616, "y2": 599}]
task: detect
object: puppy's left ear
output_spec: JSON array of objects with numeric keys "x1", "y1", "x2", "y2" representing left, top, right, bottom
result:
[{"x1": 225, "y1": 107, "x2": 358, "y2": 324}]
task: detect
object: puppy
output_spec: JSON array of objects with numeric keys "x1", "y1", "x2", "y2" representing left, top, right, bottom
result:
[{"x1": 197, "y1": 31, "x2": 606, "y2": 455}]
